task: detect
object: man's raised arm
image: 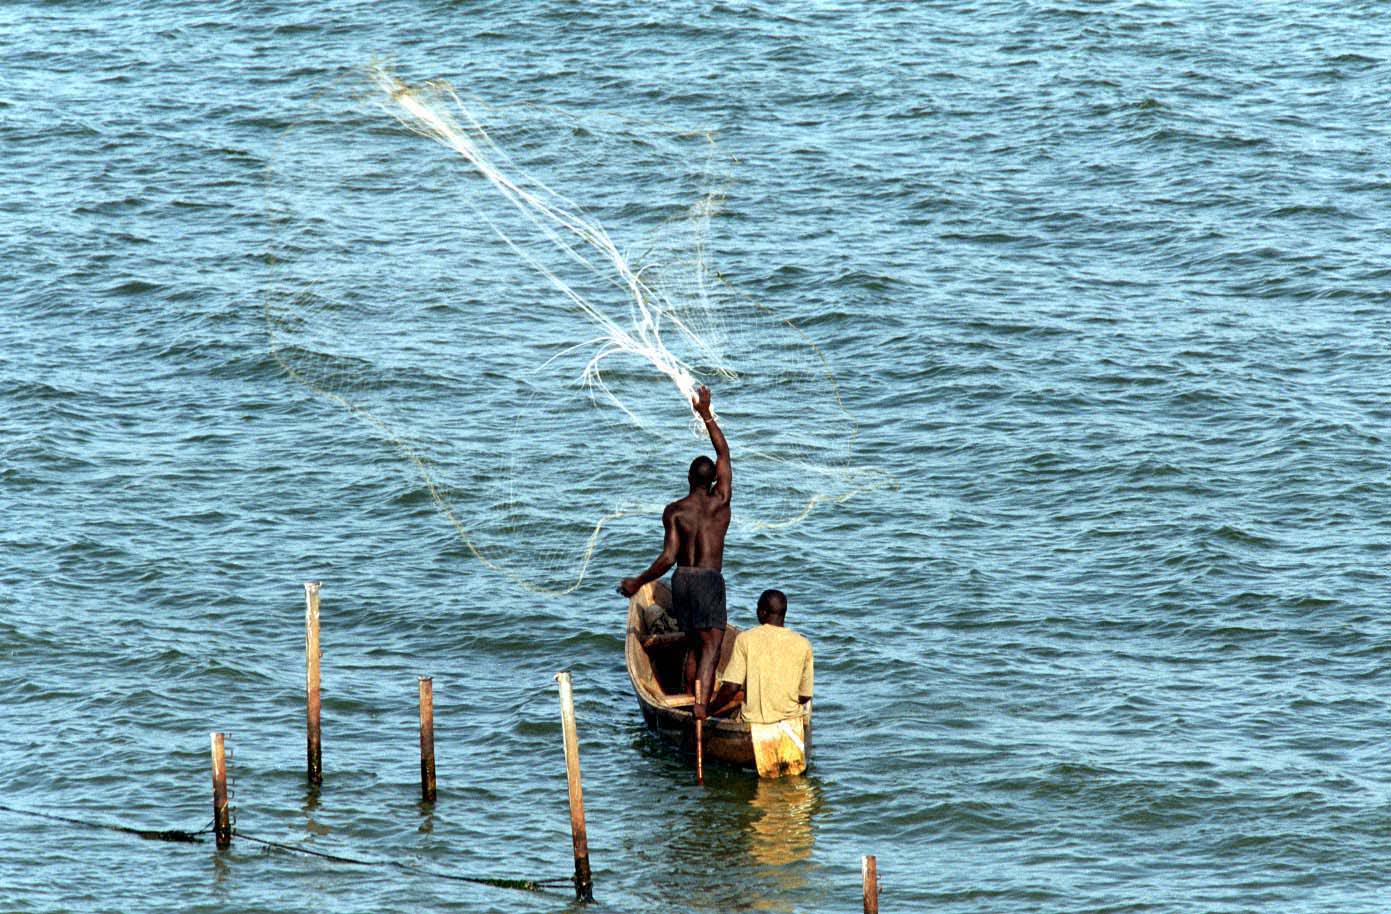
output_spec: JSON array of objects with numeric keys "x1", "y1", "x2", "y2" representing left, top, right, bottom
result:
[{"x1": 694, "y1": 386, "x2": 732, "y2": 502}]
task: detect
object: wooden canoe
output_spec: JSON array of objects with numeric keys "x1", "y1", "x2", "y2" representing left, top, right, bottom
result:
[{"x1": 624, "y1": 580, "x2": 811, "y2": 776}]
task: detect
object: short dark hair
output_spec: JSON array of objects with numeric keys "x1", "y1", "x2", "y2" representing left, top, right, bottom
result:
[
  {"x1": 688, "y1": 455, "x2": 716, "y2": 491},
  {"x1": 757, "y1": 589, "x2": 787, "y2": 617}
]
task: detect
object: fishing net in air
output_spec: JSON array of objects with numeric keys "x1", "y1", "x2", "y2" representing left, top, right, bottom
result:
[{"x1": 265, "y1": 66, "x2": 888, "y2": 594}]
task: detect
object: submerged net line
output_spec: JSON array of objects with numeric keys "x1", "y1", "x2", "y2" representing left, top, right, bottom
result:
[
  {"x1": 265, "y1": 66, "x2": 893, "y2": 594},
  {"x1": 234, "y1": 832, "x2": 575, "y2": 893},
  {"x1": 0, "y1": 802, "x2": 212, "y2": 844},
  {"x1": 0, "y1": 802, "x2": 574, "y2": 895}
]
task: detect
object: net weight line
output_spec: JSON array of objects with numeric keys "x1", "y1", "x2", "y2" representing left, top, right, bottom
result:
[
  {"x1": 235, "y1": 831, "x2": 574, "y2": 892},
  {"x1": 0, "y1": 801, "x2": 573, "y2": 895},
  {"x1": 0, "y1": 802, "x2": 212, "y2": 844}
]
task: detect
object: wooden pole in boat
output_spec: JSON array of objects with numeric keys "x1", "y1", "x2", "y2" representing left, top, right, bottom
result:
[
  {"x1": 210, "y1": 732, "x2": 231, "y2": 849},
  {"x1": 862, "y1": 854, "x2": 879, "y2": 914},
  {"x1": 418, "y1": 676, "x2": 436, "y2": 804},
  {"x1": 555, "y1": 671, "x2": 594, "y2": 902},
  {"x1": 304, "y1": 581, "x2": 323, "y2": 786},
  {"x1": 693, "y1": 680, "x2": 704, "y2": 786}
]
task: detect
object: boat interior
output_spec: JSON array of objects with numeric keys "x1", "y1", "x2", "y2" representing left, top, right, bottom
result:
[{"x1": 628, "y1": 581, "x2": 740, "y2": 709}]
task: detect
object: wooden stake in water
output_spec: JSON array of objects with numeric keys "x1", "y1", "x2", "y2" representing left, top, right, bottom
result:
[
  {"x1": 418, "y1": 676, "x2": 436, "y2": 803},
  {"x1": 210, "y1": 732, "x2": 231, "y2": 849},
  {"x1": 304, "y1": 581, "x2": 323, "y2": 786},
  {"x1": 862, "y1": 854, "x2": 879, "y2": 914},
  {"x1": 555, "y1": 671, "x2": 594, "y2": 903},
  {"x1": 693, "y1": 680, "x2": 704, "y2": 786}
]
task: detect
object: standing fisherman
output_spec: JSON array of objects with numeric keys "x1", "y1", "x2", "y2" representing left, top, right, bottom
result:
[{"x1": 618, "y1": 385, "x2": 732, "y2": 721}]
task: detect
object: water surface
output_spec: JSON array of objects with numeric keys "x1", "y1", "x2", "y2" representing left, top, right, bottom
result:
[{"x1": 2, "y1": 2, "x2": 1389, "y2": 912}]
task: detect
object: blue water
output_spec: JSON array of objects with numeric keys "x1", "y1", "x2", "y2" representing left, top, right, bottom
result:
[{"x1": 3, "y1": 2, "x2": 1389, "y2": 912}]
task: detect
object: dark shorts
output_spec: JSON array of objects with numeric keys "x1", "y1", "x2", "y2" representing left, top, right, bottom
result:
[{"x1": 671, "y1": 568, "x2": 726, "y2": 634}]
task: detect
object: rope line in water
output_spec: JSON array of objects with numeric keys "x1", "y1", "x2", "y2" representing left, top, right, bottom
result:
[
  {"x1": 234, "y1": 832, "x2": 575, "y2": 892},
  {"x1": 0, "y1": 802, "x2": 210, "y2": 844},
  {"x1": 0, "y1": 803, "x2": 575, "y2": 895}
]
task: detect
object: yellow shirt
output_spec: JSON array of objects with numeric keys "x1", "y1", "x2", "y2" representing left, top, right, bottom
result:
[{"x1": 721, "y1": 624, "x2": 813, "y2": 725}]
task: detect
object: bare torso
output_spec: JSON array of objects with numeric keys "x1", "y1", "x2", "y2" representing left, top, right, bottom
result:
[{"x1": 668, "y1": 491, "x2": 731, "y2": 570}]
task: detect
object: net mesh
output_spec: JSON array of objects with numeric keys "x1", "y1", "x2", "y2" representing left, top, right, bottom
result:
[{"x1": 265, "y1": 66, "x2": 889, "y2": 594}]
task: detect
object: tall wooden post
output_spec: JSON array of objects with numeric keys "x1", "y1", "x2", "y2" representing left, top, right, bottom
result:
[
  {"x1": 210, "y1": 732, "x2": 231, "y2": 849},
  {"x1": 555, "y1": 671, "x2": 594, "y2": 903},
  {"x1": 862, "y1": 854, "x2": 879, "y2": 914},
  {"x1": 418, "y1": 676, "x2": 436, "y2": 803},
  {"x1": 304, "y1": 581, "x2": 323, "y2": 786}
]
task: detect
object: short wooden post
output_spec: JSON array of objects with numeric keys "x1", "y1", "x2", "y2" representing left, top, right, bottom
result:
[
  {"x1": 555, "y1": 671, "x2": 594, "y2": 903},
  {"x1": 418, "y1": 676, "x2": 436, "y2": 803},
  {"x1": 210, "y1": 732, "x2": 231, "y2": 849},
  {"x1": 693, "y1": 680, "x2": 704, "y2": 786},
  {"x1": 862, "y1": 854, "x2": 879, "y2": 914},
  {"x1": 304, "y1": 581, "x2": 323, "y2": 786}
]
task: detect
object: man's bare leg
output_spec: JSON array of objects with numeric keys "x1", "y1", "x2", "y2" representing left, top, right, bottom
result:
[
  {"x1": 693, "y1": 627, "x2": 725, "y2": 719},
  {"x1": 682, "y1": 632, "x2": 699, "y2": 694}
]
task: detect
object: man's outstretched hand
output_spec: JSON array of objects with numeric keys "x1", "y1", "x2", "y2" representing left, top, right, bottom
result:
[
  {"x1": 617, "y1": 577, "x2": 640, "y2": 597},
  {"x1": 693, "y1": 385, "x2": 712, "y2": 419}
]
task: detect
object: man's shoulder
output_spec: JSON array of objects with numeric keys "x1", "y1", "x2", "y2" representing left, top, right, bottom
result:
[
  {"x1": 666, "y1": 493, "x2": 698, "y2": 512},
  {"x1": 733, "y1": 625, "x2": 767, "y2": 649},
  {"x1": 744, "y1": 624, "x2": 811, "y2": 652},
  {"x1": 782, "y1": 627, "x2": 812, "y2": 653}
]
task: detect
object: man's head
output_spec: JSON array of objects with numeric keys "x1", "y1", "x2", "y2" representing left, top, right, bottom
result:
[
  {"x1": 688, "y1": 455, "x2": 716, "y2": 493},
  {"x1": 756, "y1": 589, "x2": 788, "y2": 626}
]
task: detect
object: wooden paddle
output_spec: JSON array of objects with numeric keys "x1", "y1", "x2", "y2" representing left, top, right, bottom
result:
[{"x1": 694, "y1": 680, "x2": 704, "y2": 786}]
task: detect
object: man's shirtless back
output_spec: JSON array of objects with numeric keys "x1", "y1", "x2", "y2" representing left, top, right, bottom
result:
[{"x1": 666, "y1": 484, "x2": 731, "y2": 570}]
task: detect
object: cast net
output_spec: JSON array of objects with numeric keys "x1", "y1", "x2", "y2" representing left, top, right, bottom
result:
[{"x1": 266, "y1": 66, "x2": 887, "y2": 594}]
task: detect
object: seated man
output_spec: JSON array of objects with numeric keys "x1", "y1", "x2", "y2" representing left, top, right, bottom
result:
[{"x1": 711, "y1": 588, "x2": 813, "y2": 725}]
